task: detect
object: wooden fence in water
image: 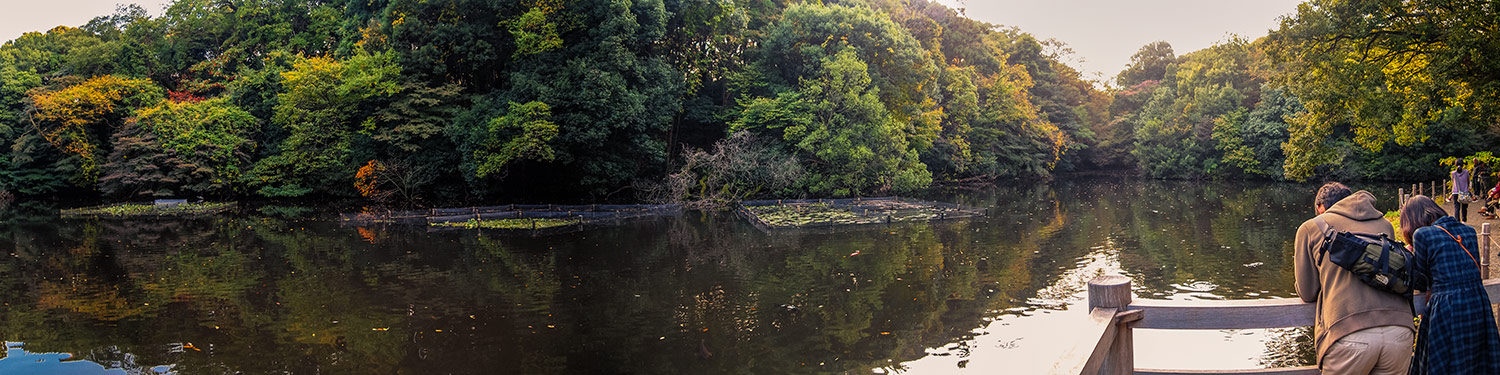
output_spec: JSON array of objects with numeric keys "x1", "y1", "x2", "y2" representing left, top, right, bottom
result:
[{"x1": 1053, "y1": 224, "x2": 1496, "y2": 375}]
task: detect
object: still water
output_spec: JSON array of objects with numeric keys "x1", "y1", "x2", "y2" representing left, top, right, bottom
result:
[{"x1": 0, "y1": 179, "x2": 1409, "y2": 374}]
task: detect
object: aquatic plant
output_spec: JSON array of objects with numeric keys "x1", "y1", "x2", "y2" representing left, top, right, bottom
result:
[{"x1": 742, "y1": 200, "x2": 968, "y2": 228}]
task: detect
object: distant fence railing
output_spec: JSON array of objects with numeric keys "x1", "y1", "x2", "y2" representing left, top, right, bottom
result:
[
  {"x1": 1053, "y1": 223, "x2": 1496, "y2": 375},
  {"x1": 1398, "y1": 180, "x2": 1454, "y2": 209}
]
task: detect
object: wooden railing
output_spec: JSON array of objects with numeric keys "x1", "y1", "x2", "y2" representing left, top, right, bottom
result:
[
  {"x1": 1057, "y1": 277, "x2": 1500, "y2": 375},
  {"x1": 1398, "y1": 180, "x2": 1446, "y2": 209},
  {"x1": 1055, "y1": 223, "x2": 1496, "y2": 375}
]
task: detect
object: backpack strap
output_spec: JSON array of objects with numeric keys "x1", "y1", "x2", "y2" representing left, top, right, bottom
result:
[
  {"x1": 1434, "y1": 224, "x2": 1482, "y2": 273},
  {"x1": 1312, "y1": 216, "x2": 1334, "y2": 265},
  {"x1": 1376, "y1": 233, "x2": 1394, "y2": 276}
]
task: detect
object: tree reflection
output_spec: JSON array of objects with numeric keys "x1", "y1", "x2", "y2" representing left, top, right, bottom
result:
[{"x1": 0, "y1": 179, "x2": 1323, "y2": 373}]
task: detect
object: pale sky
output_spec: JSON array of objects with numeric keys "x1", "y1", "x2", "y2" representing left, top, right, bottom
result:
[
  {"x1": 936, "y1": 0, "x2": 1304, "y2": 86},
  {"x1": 1, "y1": 0, "x2": 171, "y2": 44}
]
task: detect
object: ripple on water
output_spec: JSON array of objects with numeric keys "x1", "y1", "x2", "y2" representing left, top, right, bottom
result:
[{"x1": 1170, "y1": 280, "x2": 1219, "y2": 293}]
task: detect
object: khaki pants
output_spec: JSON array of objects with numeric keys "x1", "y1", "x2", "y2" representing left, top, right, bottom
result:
[{"x1": 1322, "y1": 325, "x2": 1414, "y2": 375}]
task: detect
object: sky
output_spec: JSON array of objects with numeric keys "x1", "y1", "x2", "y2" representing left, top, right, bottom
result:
[
  {"x1": 935, "y1": 0, "x2": 1304, "y2": 85},
  {"x1": 1, "y1": 0, "x2": 172, "y2": 44}
]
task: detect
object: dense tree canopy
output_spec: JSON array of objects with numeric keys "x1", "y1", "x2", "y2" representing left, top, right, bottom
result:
[
  {"x1": 1268, "y1": 0, "x2": 1500, "y2": 181},
  {"x1": 2, "y1": 0, "x2": 1496, "y2": 204}
]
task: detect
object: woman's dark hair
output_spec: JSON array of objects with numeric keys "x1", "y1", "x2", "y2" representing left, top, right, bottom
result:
[{"x1": 1400, "y1": 195, "x2": 1448, "y2": 243}]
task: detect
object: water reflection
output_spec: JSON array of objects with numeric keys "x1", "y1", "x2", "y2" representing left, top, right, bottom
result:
[
  {"x1": 0, "y1": 342, "x2": 172, "y2": 374},
  {"x1": 0, "y1": 179, "x2": 1352, "y2": 374}
]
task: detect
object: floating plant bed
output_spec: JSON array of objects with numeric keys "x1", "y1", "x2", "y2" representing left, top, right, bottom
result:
[
  {"x1": 61, "y1": 202, "x2": 236, "y2": 217},
  {"x1": 429, "y1": 218, "x2": 581, "y2": 230},
  {"x1": 341, "y1": 203, "x2": 682, "y2": 237},
  {"x1": 737, "y1": 197, "x2": 984, "y2": 230}
]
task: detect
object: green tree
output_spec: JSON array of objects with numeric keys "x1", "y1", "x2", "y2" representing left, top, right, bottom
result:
[
  {"x1": 1212, "y1": 86, "x2": 1299, "y2": 179},
  {"x1": 1116, "y1": 41, "x2": 1174, "y2": 88},
  {"x1": 382, "y1": 0, "x2": 513, "y2": 90},
  {"x1": 758, "y1": 3, "x2": 942, "y2": 153},
  {"x1": 875, "y1": 0, "x2": 1068, "y2": 180},
  {"x1": 0, "y1": 66, "x2": 52, "y2": 195},
  {"x1": 487, "y1": 0, "x2": 684, "y2": 197},
  {"x1": 1118, "y1": 38, "x2": 1262, "y2": 179},
  {"x1": 736, "y1": 49, "x2": 930, "y2": 196},
  {"x1": 1269, "y1": 0, "x2": 1500, "y2": 181},
  {"x1": 0, "y1": 26, "x2": 103, "y2": 75},
  {"x1": 472, "y1": 101, "x2": 558, "y2": 179},
  {"x1": 247, "y1": 52, "x2": 400, "y2": 197},
  {"x1": 99, "y1": 98, "x2": 257, "y2": 197}
]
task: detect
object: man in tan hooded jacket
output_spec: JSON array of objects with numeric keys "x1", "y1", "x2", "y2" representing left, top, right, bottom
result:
[{"x1": 1294, "y1": 182, "x2": 1414, "y2": 374}]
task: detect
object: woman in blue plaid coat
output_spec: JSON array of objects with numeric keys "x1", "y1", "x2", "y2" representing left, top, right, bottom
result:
[{"x1": 1400, "y1": 196, "x2": 1500, "y2": 375}]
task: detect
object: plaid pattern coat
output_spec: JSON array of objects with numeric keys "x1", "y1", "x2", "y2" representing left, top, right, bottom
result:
[{"x1": 1409, "y1": 216, "x2": 1500, "y2": 375}]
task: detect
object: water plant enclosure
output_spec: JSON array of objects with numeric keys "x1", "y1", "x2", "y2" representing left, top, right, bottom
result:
[
  {"x1": 341, "y1": 204, "x2": 682, "y2": 236},
  {"x1": 60, "y1": 202, "x2": 235, "y2": 217},
  {"x1": 736, "y1": 197, "x2": 985, "y2": 230}
]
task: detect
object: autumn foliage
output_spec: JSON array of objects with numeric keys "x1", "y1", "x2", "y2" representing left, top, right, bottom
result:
[
  {"x1": 29, "y1": 75, "x2": 162, "y2": 184},
  {"x1": 354, "y1": 160, "x2": 386, "y2": 199}
]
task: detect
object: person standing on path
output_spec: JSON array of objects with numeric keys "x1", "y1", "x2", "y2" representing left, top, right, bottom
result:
[
  {"x1": 1294, "y1": 182, "x2": 1415, "y2": 374},
  {"x1": 1452, "y1": 164, "x2": 1472, "y2": 222},
  {"x1": 1400, "y1": 195, "x2": 1500, "y2": 375}
]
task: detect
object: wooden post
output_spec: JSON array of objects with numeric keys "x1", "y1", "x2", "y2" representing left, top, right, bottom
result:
[
  {"x1": 1088, "y1": 275, "x2": 1133, "y2": 375},
  {"x1": 1088, "y1": 274, "x2": 1132, "y2": 319},
  {"x1": 1400, "y1": 189, "x2": 1405, "y2": 209},
  {"x1": 1483, "y1": 223, "x2": 1491, "y2": 279}
]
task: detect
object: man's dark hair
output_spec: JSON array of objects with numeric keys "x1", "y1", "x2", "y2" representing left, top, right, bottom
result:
[{"x1": 1315, "y1": 182, "x2": 1353, "y2": 209}]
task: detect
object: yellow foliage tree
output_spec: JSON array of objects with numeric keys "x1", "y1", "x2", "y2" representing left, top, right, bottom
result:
[{"x1": 29, "y1": 75, "x2": 163, "y2": 184}]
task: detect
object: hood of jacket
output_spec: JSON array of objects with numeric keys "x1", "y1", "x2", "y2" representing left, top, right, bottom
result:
[{"x1": 1325, "y1": 190, "x2": 1383, "y2": 222}]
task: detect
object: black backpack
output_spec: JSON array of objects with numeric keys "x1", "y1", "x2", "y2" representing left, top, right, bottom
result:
[{"x1": 1317, "y1": 229, "x2": 1417, "y2": 297}]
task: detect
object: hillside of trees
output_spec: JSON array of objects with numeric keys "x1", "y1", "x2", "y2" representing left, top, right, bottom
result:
[{"x1": 1, "y1": 0, "x2": 1495, "y2": 205}]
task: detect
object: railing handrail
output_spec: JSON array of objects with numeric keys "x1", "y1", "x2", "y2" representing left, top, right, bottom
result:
[
  {"x1": 1126, "y1": 297, "x2": 1314, "y2": 330},
  {"x1": 1126, "y1": 278, "x2": 1500, "y2": 331}
]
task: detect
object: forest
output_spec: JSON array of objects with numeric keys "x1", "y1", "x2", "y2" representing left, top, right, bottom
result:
[{"x1": 0, "y1": 0, "x2": 1495, "y2": 205}]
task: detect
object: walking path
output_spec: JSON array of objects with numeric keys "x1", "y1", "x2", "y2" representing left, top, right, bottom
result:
[
  {"x1": 1449, "y1": 199, "x2": 1499, "y2": 270},
  {"x1": 1451, "y1": 199, "x2": 1500, "y2": 325}
]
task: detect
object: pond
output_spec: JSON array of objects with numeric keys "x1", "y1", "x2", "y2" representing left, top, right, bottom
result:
[{"x1": 0, "y1": 178, "x2": 1412, "y2": 374}]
